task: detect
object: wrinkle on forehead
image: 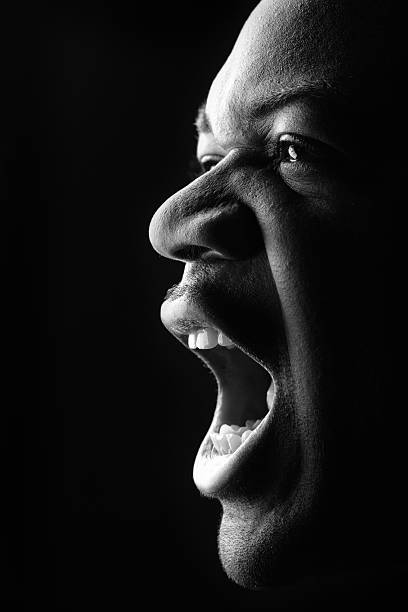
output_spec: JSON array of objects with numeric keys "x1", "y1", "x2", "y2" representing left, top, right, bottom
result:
[{"x1": 206, "y1": 0, "x2": 387, "y2": 146}]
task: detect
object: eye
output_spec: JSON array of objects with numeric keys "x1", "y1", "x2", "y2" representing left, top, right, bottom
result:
[
  {"x1": 270, "y1": 133, "x2": 348, "y2": 197},
  {"x1": 283, "y1": 143, "x2": 300, "y2": 162},
  {"x1": 188, "y1": 155, "x2": 223, "y2": 180},
  {"x1": 277, "y1": 134, "x2": 323, "y2": 166},
  {"x1": 199, "y1": 155, "x2": 223, "y2": 174}
]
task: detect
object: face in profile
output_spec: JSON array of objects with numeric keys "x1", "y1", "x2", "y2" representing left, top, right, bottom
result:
[{"x1": 149, "y1": 0, "x2": 404, "y2": 591}]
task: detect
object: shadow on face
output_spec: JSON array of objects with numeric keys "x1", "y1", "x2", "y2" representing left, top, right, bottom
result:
[{"x1": 149, "y1": 0, "x2": 406, "y2": 597}]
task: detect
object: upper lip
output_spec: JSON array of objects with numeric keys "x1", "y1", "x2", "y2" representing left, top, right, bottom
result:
[
  {"x1": 161, "y1": 287, "x2": 272, "y2": 372},
  {"x1": 161, "y1": 281, "x2": 217, "y2": 337}
]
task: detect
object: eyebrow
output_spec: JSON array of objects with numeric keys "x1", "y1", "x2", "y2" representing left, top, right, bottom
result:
[{"x1": 194, "y1": 83, "x2": 342, "y2": 135}]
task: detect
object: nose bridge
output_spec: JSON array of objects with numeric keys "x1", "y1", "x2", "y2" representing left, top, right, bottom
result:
[{"x1": 149, "y1": 168, "x2": 263, "y2": 262}]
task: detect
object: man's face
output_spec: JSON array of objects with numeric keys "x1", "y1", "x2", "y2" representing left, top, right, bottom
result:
[{"x1": 149, "y1": 0, "x2": 397, "y2": 589}]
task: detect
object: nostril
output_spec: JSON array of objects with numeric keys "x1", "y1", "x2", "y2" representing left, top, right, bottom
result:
[
  {"x1": 173, "y1": 245, "x2": 228, "y2": 262},
  {"x1": 173, "y1": 245, "x2": 209, "y2": 261}
]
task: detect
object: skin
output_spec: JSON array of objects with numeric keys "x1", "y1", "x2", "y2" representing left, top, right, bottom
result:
[{"x1": 150, "y1": 0, "x2": 405, "y2": 595}]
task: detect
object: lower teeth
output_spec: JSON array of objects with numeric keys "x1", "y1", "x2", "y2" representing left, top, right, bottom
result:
[{"x1": 209, "y1": 419, "x2": 263, "y2": 456}]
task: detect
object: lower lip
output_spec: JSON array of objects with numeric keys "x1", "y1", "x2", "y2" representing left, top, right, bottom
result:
[{"x1": 193, "y1": 402, "x2": 271, "y2": 497}]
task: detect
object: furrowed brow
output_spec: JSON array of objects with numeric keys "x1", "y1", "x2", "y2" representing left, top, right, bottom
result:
[
  {"x1": 193, "y1": 83, "x2": 343, "y2": 146},
  {"x1": 247, "y1": 83, "x2": 344, "y2": 119},
  {"x1": 195, "y1": 83, "x2": 341, "y2": 127}
]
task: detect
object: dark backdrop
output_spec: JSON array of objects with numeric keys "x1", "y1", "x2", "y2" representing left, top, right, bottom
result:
[{"x1": 2, "y1": 1, "x2": 284, "y2": 610}]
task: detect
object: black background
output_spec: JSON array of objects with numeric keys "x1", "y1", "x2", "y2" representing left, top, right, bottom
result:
[
  {"x1": 2, "y1": 2, "x2": 400, "y2": 610},
  {"x1": 2, "y1": 1, "x2": 285, "y2": 610}
]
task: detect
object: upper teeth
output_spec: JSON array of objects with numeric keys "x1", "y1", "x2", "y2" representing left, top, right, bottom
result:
[{"x1": 188, "y1": 327, "x2": 234, "y2": 350}]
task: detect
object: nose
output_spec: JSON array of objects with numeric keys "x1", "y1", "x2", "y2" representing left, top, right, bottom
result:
[{"x1": 149, "y1": 165, "x2": 263, "y2": 263}]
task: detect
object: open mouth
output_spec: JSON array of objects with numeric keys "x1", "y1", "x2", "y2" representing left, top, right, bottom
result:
[
  {"x1": 161, "y1": 295, "x2": 281, "y2": 497},
  {"x1": 187, "y1": 327, "x2": 275, "y2": 457}
]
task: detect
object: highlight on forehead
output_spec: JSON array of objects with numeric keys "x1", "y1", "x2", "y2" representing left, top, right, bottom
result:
[{"x1": 195, "y1": 102, "x2": 212, "y2": 134}]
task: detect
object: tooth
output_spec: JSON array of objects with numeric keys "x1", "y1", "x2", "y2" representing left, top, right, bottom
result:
[
  {"x1": 210, "y1": 432, "x2": 230, "y2": 454},
  {"x1": 218, "y1": 332, "x2": 234, "y2": 347},
  {"x1": 219, "y1": 424, "x2": 235, "y2": 434},
  {"x1": 219, "y1": 424, "x2": 246, "y2": 436},
  {"x1": 237, "y1": 426, "x2": 249, "y2": 435},
  {"x1": 245, "y1": 419, "x2": 256, "y2": 428},
  {"x1": 210, "y1": 432, "x2": 221, "y2": 453},
  {"x1": 188, "y1": 332, "x2": 197, "y2": 349},
  {"x1": 267, "y1": 381, "x2": 275, "y2": 411},
  {"x1": 210, "y1": 432, "x2": 230, "y2": 455},
  {"x1": 241, "y1": 430, "x2": 253, "y2": 443},
  {"x1": 226, "y1": 433, "x2": 242, "y2": 452},
  {"x1": 218, "y1": 434, "x2": 230, "y2": 455},
  {"x1": 253, "y1": 419, "x2": 262, "y2": 429},
  {"x1": 196, "y1": 328, "x2": 218, "y2": 349},
  {"x1": 210, "y1": 445, "x2": 219, "y2": 460}
]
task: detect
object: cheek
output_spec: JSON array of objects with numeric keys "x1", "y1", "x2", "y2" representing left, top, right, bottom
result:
[
  {"x1": 279, "y1": 169, "x2": 340, "y2": 202},
  {"x1": 232, "y1": 167, "x2": 373, "y2": 325},
  {"x1": 260, "y1": 158, "x2": 364, "y2": 224},
  {"x1": 251, "y1": 181, "x2": 376, "y2": 355}
]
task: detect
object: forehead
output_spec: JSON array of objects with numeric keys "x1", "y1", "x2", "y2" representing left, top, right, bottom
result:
[{"x1": 205, "y1": 0, "x2": 382, "y2": 147}]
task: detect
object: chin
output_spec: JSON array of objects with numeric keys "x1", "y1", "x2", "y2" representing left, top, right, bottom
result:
[
  {"x1": 217, "y1": 499, "x2": 303, "y2": 590},
  {"x1": 159, "y1": 258, "x2": 336, "y2": 589}
]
